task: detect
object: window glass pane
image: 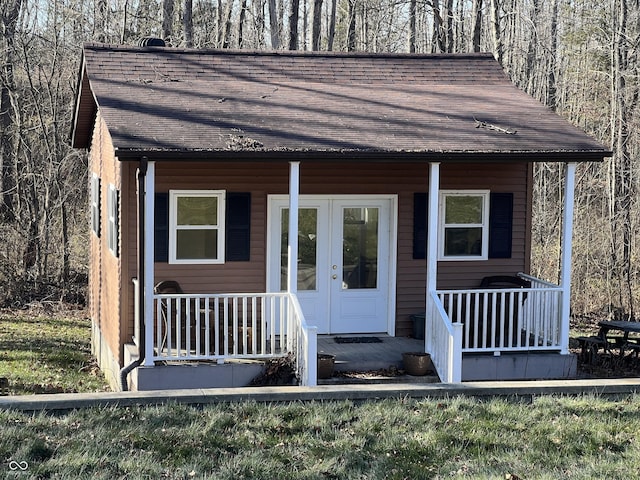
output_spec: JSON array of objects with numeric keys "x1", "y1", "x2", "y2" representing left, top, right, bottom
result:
[
  {"x1": 445, "y1": 196, "x2": 483, "y2": 224},
  {"x1": 177, "y1": 197, "x2": 218, "y2": 225},
  {"x1": 280, "y1": 208, "x2": 318, "y2": 291},
  {"x1": 176, "y1": 229, "x2": 218, "y2": 259},
  {"x1": 444, "y1": 227, "x2": 482, "y2": 256},
  {"x1": 342, "y1": 207, "x2": 378, "y2": 289}
]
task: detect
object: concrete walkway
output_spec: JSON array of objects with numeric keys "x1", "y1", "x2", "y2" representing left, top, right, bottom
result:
[{"x1": 1, "y1": 378, "x2": 638, "y2": 412}]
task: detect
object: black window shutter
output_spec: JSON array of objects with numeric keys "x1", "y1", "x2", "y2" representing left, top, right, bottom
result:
[
  {"x1": 226, "y1": 192, "x2": 251, "y2": 261},
  {"x1": 154, "y1": 192, "x2": 169, "y2": 262},
  {"x1": 488, "y1": 193, "x2": 513, "y2": 259},
  {"x1": 413, "y1": 193, "x2": 427, "y2": 259}
]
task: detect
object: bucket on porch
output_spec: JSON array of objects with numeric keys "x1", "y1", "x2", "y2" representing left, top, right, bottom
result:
[
  {"x1": 410, "y1": 313, "x2": 426, "y2": 340},
  {"x1": 317, "y1": 354, "x2": 336, "y2": 379},
  {"x1": 402, "y1": 352, "x2": 432, "y2": 376}
]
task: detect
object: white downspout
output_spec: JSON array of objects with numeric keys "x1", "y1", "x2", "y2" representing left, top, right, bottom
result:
[
  {"x1": 143, "y1": 161, "x2": 156, "y2": 366},
  {"x1": 559, "y1": 162, "x2": 576, "y2": 355}
]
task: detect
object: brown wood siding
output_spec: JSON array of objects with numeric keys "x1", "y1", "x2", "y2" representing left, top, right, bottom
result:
[
  {"x1": 121, "y1": 160, "x2": 529, "y2": 340},
  {"x1": 90, "y1": 113, "x2": 123, "y2": 365}
]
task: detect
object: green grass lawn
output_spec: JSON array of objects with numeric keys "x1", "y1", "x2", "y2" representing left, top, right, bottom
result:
[
  {"x1": 0, "y1": 309, "x2": 109, "y2": 395},
  {"x1": 1, "y1": 395, "x2": 639, "y2": 479}
]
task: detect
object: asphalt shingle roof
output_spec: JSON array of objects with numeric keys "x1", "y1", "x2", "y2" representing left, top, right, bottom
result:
[{"x1": 71, "y1": 44, "x2": 610, "y2": 161}]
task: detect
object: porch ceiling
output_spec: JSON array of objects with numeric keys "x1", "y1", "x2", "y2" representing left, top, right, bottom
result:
[{"x1": 72, "y1": 44, "x2": 611, "y2": 162}]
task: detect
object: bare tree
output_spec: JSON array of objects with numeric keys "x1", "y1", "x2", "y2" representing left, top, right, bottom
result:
[
  {"x1": 162, "y1": 0, "x2": 175, "y2": 43},
  {"x1": 311, "y1": 0, "x2": 323, "y2": 50},
  {"x1": 268, "y1": 0, "x2": 281, "y2": 49},
  {"x1": 184, "y1": 0, "x2": 194, "y2": 47},
  {"x1": 288, "y1": 0, "x2": 300, "y2": 49},
  {"x1": 431, "y1": 0, "x2": 445, "y2": 53},
  {"x1": 0, "y1": 0, "x2": 22, "y2": 223},
  {"x1": 327, "y1": 0, "x2": 337, "y2": 50},
  {"x1": 489, "y1": 0, "x2": 502, "y2": 64},
  {"x1": 347, "y1": 0, "x2": 357, "y2": 51},
  {"x1": 471, "y1": 0, "x2": 482, "y2": 52},
  {"x1": 408, "y1": 0, "x2": 416, "y2": 53},
  {"x1": 445, "y1": 0, "x2": 454, "y2": 52}
]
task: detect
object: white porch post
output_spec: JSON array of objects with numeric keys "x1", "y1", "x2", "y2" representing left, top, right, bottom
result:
[
  {"x1": 143, "y1": 161, "x2": 156, "y2": 366},
  {"x1": 287, "y1": 161, "x2": 300, "y2": 294},
  {"x1": 287, "y1": 162, "x2": 300, "y2": 353},
  {"x1": 559, "y1": 162, "x2": 576, "y2": 355},
  {"x1": 426, "y1": 162, "x2": 440, "y2": 353}
]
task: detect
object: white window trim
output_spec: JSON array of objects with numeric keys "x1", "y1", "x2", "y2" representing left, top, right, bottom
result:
[
  {"x1": 107, "y1": 183, "x2": 118, "y2": 257},
  {"x1": 438, "y1": 190, "x2": 489, "y2": 261},
  {"x1": 91, "y1": 173, "x2": 100, "y2": 237},
  {"x1": 169, "y1": 189, "x2": 226, "y2": 265}
]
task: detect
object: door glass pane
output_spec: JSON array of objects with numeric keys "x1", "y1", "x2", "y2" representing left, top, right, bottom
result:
[
  {"x1": 342, "y1": 207, "x2": 378, "y2": 289},
  {"x1": 280, "y1": 208, "x2": 318, "y2": 291}
]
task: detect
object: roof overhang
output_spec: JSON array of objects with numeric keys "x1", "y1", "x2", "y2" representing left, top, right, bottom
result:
[{"x1": 114, "y1": 148, "x2": 611, "y2": 163}]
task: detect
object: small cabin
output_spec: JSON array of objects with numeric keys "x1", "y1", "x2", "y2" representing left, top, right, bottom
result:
[{"x1": 71, "y1": 43, "x2": 611, "y2": 390}]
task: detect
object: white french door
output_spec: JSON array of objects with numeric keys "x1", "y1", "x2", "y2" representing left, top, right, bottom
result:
[{"x1": 267, "y1": 195, "x2": 396, "y2": 334}]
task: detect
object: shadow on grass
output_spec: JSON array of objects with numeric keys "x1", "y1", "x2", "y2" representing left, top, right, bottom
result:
[{"x1": 0, "y1": 312, "x2": 109, "y2": 395}]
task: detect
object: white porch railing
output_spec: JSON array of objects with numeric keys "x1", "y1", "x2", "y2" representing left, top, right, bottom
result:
[
  {"x1": 436, "y1": 275, "x2": 563, "y2": 354},
  {"x1": 287, "y1": 294, "x2": 318, "y2": 387},
  {"x1": 426, "y1": 291, "x2": 463, "y2": 383},
  {"x1": 138, "y1": 287, "x2": 317, "y2": 386},
  {"x1": 428, "y1": 273, "x2": 564, "y2": 382}
]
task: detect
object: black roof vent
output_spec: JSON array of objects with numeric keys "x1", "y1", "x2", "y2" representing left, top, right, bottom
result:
[{"x1": 138, "y1": 37, "x2": 166, "y2": 47}]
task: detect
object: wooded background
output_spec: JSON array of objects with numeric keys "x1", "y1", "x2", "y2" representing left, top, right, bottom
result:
[{"x1": 0, "y1": 0, "x2": 637, "y2": 319}]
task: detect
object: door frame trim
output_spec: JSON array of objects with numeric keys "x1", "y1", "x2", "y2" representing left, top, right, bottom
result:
[{"x1": 266, "y1": 194, "x2": 398, "y2": 336}]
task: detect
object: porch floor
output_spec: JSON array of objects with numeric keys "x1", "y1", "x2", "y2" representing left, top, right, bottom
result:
[{"x1": 317, "y1": 334, "x2": 428, "y2": 373}]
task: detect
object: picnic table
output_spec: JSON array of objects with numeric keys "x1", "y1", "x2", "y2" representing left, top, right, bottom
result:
[{"x1": 577, "y1": 321, "x2": 640, "y2": 364}]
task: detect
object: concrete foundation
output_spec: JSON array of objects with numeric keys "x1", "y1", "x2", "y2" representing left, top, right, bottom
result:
[
  {"x1": 91, "y1": 321, "x2": 122, "y2": 391},
  {"x1": 462, "y1": 352, "x2": 577, "y2": 381},
  {"x1": 123, "y1": 344, "x2": 266, "y2": 391}
]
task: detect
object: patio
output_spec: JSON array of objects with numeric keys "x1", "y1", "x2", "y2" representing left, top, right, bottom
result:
[{"x1": 317, "y1": 335, "x2": 434, "y2": 378}]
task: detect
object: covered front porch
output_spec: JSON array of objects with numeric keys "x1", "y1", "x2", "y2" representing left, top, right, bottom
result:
[
  {"x1": 126, "y1": 160, "x2": 580, "y2": 389},
  {"x1": 129, "y1": 270, "x2": 574, "y2": 389}
]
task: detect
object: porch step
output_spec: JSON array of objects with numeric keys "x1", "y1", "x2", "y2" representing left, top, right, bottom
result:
[{"x1": 318, "y1": 374, "x2": 440, "y2": 386}]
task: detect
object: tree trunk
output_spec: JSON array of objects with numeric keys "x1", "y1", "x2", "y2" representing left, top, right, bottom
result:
[
  {"x1": 0, "y1": 0, "x2": 22, "y2": 223},
  {"x1": 490, "y1": 0, "x2": 502, "y2": 63},
  {"x1": 431, "y1": 0, "x2": 445, "y2": 53},
  {"x1": 183, "y1": 0, "x2": 193, "y2": 47},
  {"x1": 268, "y1": 0, "x2": 281, "y2": 49},
  {"x1": 610, "y1": 0, "x2": 636, "y2": 318},
  {"x1": 288, "y1": 0, "x2": 300, "y2": 49},
  {"x1": 445, "y1": 0, "x2": 454, "y2": 52},
  {"x1": 327, "y1": 0, "x2": 337, "y2": 50},
  {"x1": 524, "y1": 0, "x2": 541, "y2": 95},
  {"x1": 311, "y1": 0, "x2": 323, "y2": 50},
  {"x1": 238, "y1": 0, "x2": 248, "y2": 48},
  {"x1": 347, "y1": 0, "x2": 356, "y2": 51},
  {"x1": 408, "y1": 0, "x2": 416, "y2": 53},
  {"x1": 222, "y1": 0, "x2": 235, "y2": 48},
  {"x1": 162, "y1": 0, "x2": 175, "y2": 43},
  {"x1": 547, "y1": 0, "x2": 559, "y2": 109},
  {"x1": 471, "y1": 0, "x2": 483, "y2": 52}
]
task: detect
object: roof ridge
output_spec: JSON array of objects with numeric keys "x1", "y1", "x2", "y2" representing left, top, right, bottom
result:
[{"x1": 82, "y1": 42, "x2": 496, "y2": 60}]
